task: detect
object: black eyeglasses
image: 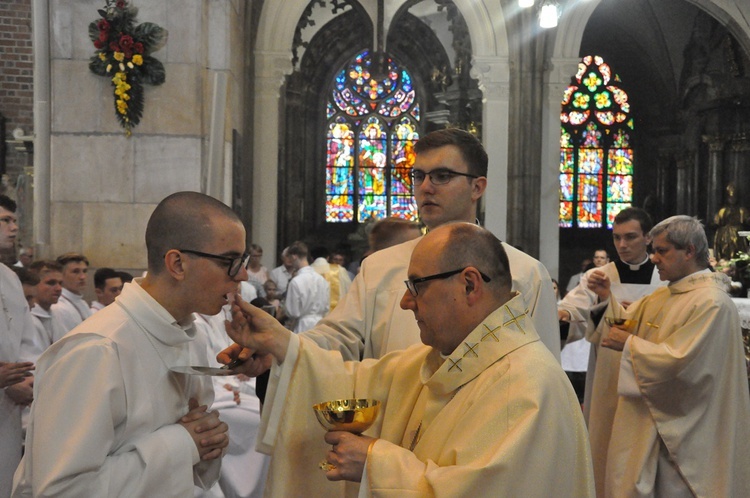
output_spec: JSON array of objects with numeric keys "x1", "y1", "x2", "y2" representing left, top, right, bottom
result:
[
  {"x1": 404, "y1": 266, "x2": 491, "y2": 297},
  {"x1": 177, "y1": 249, "x2": 250, "y2": 278},
  {"x1": 410, "y1": 168, "x2": 479, "y2": 186}
]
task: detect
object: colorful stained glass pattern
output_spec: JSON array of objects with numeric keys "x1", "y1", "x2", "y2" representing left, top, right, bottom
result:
[
  {"x1": 559, "y1": 55, "x2": 634, "y2": 228},
  {"x1": 578, "y1": 202, "x2": 603, "y2": 228},
  {"x1": 606, "y1": 203, "x2": 631, "y2": 227},
  {"x1": 326, "y1": 50, "x2": 420, "y2": 223}
]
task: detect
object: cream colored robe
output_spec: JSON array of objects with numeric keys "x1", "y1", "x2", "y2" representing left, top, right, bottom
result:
[
  {"x1": 302, "y1": 237, "x2": 560, "y2": 361},
  {"x1": 589, "y1": 272, "x2": 750, "y2": 497},
  {"x1": 12, "y1": 280, "x2": 220, "y2": 497},
  {"x1": 258, "y1": 295, "x2": 594, "y2": 497}
]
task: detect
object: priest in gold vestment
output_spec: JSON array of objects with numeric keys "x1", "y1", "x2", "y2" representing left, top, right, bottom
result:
[
  {"x1": 586, "y1": 215, "x2": 750, "y2": 497},
  {"x1": 222, "y1": 223, "x2": 595, "y2": 497}
]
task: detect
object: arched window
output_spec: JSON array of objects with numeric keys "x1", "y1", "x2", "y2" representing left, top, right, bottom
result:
[
  {"x1": 325, "y1": 50, "x2": 421, "y2": 223},
  {"x1": 559, "y1": 55, "x2": 634, "y2": 229}
]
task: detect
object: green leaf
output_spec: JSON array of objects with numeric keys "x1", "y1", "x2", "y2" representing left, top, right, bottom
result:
[
  {"x1": 89, "y1": 56, "x2": 109, "y2": 77},
  {"x1": 139, "y1": 57, "x2": 166, "y2": 86},
  {"x1": 133, "y1": 23, "x2": 168, "y2": 53},
  {"x1": 88, "y1": 21, "x2": 101, "y2": 44}
]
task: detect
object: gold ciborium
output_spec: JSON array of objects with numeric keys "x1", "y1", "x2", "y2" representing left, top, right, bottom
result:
[{"x1": 313, "y1": 398, "x2": 380, "y2": 471}]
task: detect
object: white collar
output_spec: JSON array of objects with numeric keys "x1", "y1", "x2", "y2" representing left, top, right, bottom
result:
[{"x1": 623, "y1": 253, "x2": 651, "y2": 271}]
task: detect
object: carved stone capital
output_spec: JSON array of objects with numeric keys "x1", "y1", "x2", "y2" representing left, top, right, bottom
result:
[
  {"x1": 701, "y1": 134, "x2": 727, "y2": 152},
  {"x1": 470, "y1": 56, "x2": 510, "y2": 101},
  {"x1": 255, "y1": 51, "x2": 294, "y2": 98}
]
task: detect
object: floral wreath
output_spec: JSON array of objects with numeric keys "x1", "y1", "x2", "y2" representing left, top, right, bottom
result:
[{"x1": 88, "y1": 0, "x2": 167, "y2": 136}]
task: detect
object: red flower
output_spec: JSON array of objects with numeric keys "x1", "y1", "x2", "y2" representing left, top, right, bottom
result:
[
  {"x1": 119, "y1": 34, "x2": 134, "y2": 49},
  {"x1": 98, "y1": 30, "x2": 108, "y2": 42},
  {"x1": 109, "y1": 41, "x2": 120, "y2": 52},
  {"x1": 134, "y1": 42, "x2": 144, "y2": 54},
  {"x1": 116, "y1": 0, "x2": 126, "y2": 8},
  {"x1": 97, "y1": 19, "x2": 110, "y2": 31},
  {"x1": 94, "y1": 39, "x2": 104, "y2": 49}
]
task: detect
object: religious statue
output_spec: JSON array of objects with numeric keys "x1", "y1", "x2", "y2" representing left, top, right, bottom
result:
[{"x1": 713, "y1": 182, "x2": 750, "y2": 260}]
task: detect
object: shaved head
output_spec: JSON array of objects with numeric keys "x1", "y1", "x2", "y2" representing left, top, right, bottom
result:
[{"x1": 146, "y1": 192, "x2": 242, "y2": 274}]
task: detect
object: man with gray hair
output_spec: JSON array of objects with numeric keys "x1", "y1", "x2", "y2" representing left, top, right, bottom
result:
[{"x1": 586, "y1": 215, "x2": 750, "y2": 496}]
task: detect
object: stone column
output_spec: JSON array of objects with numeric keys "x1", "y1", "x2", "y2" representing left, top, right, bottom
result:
[
  {"x1": 253, "y1": 51, "x2": 293, "y2": 267},
  {"x1": 470, "y1": 56, "x2": 510, "y2": 241},
  {"x1": 702, "y1": 135, "x2": 726, "y2": 221},
  {"x1": 729, "y1": 134, "x2": 750, "y2": 196},
  {"x1": 538, "y1": 57, "x2": 580, "y2": 278}
]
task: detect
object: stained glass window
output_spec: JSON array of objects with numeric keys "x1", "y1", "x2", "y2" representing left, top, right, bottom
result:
[
  {"x1": 559, "y1": 55, "x2": 634, "y2": 229},
  {"x1": 325, "y1": 50, "x2": 421, "y2": 223}
]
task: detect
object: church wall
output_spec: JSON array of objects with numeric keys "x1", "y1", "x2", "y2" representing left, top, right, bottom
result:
[{"x1": 42, "y1": 0, "x2": 247, "y2": 273}]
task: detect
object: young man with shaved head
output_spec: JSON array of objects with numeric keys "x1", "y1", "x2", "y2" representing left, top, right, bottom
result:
[{"x1": 14, "y1": 192, "x2": 242, "y2": 496}]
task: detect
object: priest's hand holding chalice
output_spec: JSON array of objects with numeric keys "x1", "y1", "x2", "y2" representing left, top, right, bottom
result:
[{"x1": 314, "y1": 398, "x2": 380, "y2": 480}]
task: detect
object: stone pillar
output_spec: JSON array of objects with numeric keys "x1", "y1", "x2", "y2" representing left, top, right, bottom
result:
[
  {"x1": 252, "y1": 51, "x2": 293, "y2": 268},
  {"x1": 702, "y1": 135, "x2": 726, "y2": 221},
  {"x1": 539, "y1": 57, "x2": 580, "y2": 278},
  {"x1": 471, "y1": 56, "x2": 510, "y2": 241},
  {"x1": 729, "y1": 134, "x2": 750, "y2": 196}
]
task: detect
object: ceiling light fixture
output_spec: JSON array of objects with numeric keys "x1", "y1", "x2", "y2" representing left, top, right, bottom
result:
[{"x1": 539, "y1": 1, "x2": 560, "y2": 29}]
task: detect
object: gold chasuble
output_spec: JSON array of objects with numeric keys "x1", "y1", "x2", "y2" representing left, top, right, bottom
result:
[
  {"x1": 590, "y1": 272, "x2": 750, "y2": 497},
  {"x1": 257, "y1": 294, "x2": 595, "y2": 497}
]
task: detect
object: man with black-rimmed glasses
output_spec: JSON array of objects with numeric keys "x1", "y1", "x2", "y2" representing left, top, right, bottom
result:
[
  {"x1": 298, "y1": 127, "x2": 559, "y2": 361},
  {"x1": 14, "y1": 192, "x2": 237, "y2": 497}
]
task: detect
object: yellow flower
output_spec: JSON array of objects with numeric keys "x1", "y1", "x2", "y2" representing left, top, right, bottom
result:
[
  {"x1": 99, "y1": 53, "x2": 106, "y2": 61},
  {"x1": 117, "y1": 99, "x2": 129, "y2": 114},
  {"x1": 114, "y1": 51, "x2": 125, "y2": 62},
  {"x1": 132, "y1": 54, "x2": 143, "y2": 66}
]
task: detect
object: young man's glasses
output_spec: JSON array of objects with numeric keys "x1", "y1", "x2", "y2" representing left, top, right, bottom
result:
[
  {"x1": 410, "y1": 168, "x2": 479, "y2": 186},
  {"x1": 404, "y1": 267, "x2": 491, "y2": 297},
  {"x1": 178, "y1": 249, "x2": 250, "y2": 278}
]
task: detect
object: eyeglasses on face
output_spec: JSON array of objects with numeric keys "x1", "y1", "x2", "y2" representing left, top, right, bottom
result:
[
  {"x1": 177, "y1": 249, "x2": 250, "y2": 278},
  {"x1": 409, "y1": 168, "x2": 479, "y2": 186},
  {"x1": 404, "y1": 266, "x2": 491, "y2": 297}
]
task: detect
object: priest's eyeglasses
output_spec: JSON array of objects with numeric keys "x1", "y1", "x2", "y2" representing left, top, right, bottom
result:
[
  {"x1": 177, "y1": 249, "x2": 251, "y2": 278},
  {"x1": 404, "y1": 267, "x2": 491, "y2": 297},
  {"x1": 410, "y1": 168, "x2": 479, "y2": 186}
]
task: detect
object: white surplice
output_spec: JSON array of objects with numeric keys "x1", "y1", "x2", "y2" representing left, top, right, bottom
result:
[
  {"x1": 50, "y1": 287, "x2": 91, "y2": 335},
  {"x1": 0, "y1": 264, "x2": 33, "y2": 498},
  {"x1": 12, "y1": 280, "x2": 220, "y2": 497},
  {"x1": 193, "y1": 312, "x2": 269, "y2": 498},
  {"x1": 285, "y1": 266, "x2": 329, "y2": 333}
]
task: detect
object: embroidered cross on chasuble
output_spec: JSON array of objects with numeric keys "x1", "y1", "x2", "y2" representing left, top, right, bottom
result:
[{"x1": 402, "y1": 293, "x2": 533, "y2": 451}]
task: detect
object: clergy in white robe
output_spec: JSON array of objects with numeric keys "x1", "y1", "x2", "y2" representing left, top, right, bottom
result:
[
  {"x1": 285, "y1": 264, "x2": 330, "y2": 333},
  {"x1": 586, "y1": 216, "x2": 750, "y2": 497},
  {"x1": 194, "y1": 312, "x2": 270, "y2": 498},
  {"x1": 0, "y1": 264, "x2": 35, "y2": 498},
  {"x1": 22, "y1": 305, "x2": 66, "y2": 361},
  {"x1": 223, "y1": 223, "x2": 594, "y2": 498},
  {"x1": 13, "y1": 192, "x2": 244, "y2": 497},
  {"x1": 51, "y1": 287, "x2": 92, "y2": 334}
]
